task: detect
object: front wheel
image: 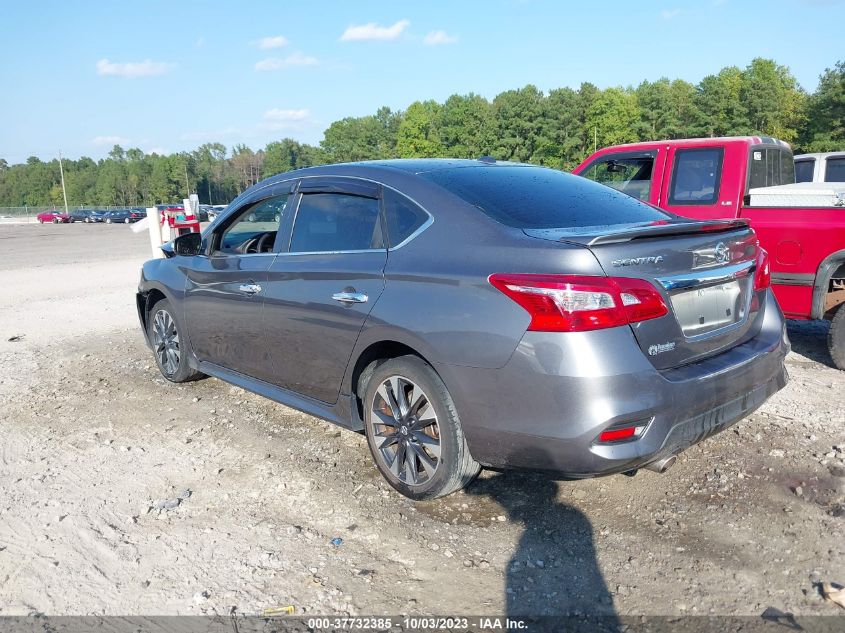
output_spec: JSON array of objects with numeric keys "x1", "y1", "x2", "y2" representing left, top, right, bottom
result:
[
  {"x1": 148, "y1": 298, "x2": 204, "y2": 383},
  {"x1": 52, "y1": 218, "x2": 60, "y2": 224},
  {"x1": 124, "y1": 218, "x2": 130, "y2": 224},
  {"x1": 829, "y1": 302, "x2": 845, "y2": 370},
  {"x1": 363, "y1": 356, "x2": 480, "y2": 500}
]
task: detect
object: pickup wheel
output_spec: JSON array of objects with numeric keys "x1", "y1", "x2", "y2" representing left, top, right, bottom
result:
[
  {"x1": 828, "y1": 302, "x2": 845, "y2": 370},
  {"x1": 362, "y1": 356, "x2": 481, "y2": 500}
]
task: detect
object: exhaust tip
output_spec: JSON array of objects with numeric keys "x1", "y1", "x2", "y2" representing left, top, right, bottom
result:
[{"x1": 645, "y1": 454, "x2": 677, "y2": 474}]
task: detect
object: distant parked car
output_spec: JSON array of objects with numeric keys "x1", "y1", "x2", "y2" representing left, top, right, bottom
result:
[
  {"x1": 70, "y1": 208, "x2": 107, "y2": 223},
  {"x1": 207, "y1": 205, "x2": 228, "y2": 222},
  {"x1": 104, "y1": 209, "x2": 144, "y2": 224},
  {"x1": 794, "y1": 152, "x2": 845, "y2": 183},
  {"x1": 37, "y1": 210, "x2": 71, "y2": 224}
]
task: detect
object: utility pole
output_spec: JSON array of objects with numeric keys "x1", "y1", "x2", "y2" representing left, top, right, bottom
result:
[
  {"x1": 184, "y1": 163, "x2": 190, "y2": 197},
  {"x1": 593, "y1": 126, "x2": 597, "y2": 154},
  {"x1": 58, "y1": 150, "x2": 69, "y2": 214}
]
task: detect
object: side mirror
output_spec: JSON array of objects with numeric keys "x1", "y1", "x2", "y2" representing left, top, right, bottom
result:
[{"x1": 170, "y1": 232, "x2": 203, "y2": 257}]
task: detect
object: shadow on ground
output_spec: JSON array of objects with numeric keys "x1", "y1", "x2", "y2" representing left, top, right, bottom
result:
[
  {"x1": 466, "y1": 468, "x2": 619, "y2": 629},
  {"x1": 786, "y1": 319, "x2": 832, "y2": 367}
]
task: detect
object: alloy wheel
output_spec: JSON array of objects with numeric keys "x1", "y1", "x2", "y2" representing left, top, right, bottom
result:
[
  {"x1": 152, "y1": 309, "x2": 180, "y2": 376},
  {"x1": 370, "y1": 375, "x2": 441, "y2": 486}
]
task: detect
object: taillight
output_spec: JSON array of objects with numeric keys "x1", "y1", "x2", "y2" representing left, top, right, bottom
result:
[
  {"x1": 753, "y1": 247, "x2": 771, "y2": 290},
  {"x1": 488, "y1": 274, "x2": 668, "y2": 332}
]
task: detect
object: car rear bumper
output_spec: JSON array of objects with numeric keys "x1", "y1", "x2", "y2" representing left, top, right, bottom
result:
[{"x1": 440, "y1": 290, "x2": 789, "y2": 476}]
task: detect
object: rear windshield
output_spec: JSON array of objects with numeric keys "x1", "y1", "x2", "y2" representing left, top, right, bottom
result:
[
  {"x1": 420, "y1": 165, "x2": 670, "y2": 229},
  {"x1": 748, "y1": 147, "x2": 795, "y2": 189}
]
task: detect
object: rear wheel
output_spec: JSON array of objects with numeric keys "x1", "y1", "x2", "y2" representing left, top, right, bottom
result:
[
  {"x1": 52, "y1": 218, "x2": 59, "y2": 224},
  {"x1": 124, "y1": 218, "x2": 130, "y2": 224},
  {"x1": 829, "y1": 302, "x2": 845, "y2": 370},
  {"x1": 38, "y1": 218, "x2": 44, "y2": 224},
  {"x1": 363, "y1": 356, "x2": 480, "y2": 500},
  {"x1": 148, "y1": 298, "x2": 203, "y2": 383}
]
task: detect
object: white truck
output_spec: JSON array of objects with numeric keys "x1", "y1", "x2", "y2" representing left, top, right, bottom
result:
[{"x1": 794, "y1": 151, "x2": 845, "y2": 183}]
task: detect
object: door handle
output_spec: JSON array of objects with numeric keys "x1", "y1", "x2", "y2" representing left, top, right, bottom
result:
[
  {"x1": 332, "y1": 291, "x2": 368, "y2": 304},
  {"x1": 239, "y1": 283, "x2": 262, "y2": 295}
]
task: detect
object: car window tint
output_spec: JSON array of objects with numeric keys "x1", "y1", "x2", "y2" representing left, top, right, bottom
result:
[
  {"x1": 748, "y1": 148, "x2": 795, "y2": 189},
  {"x1": 421, "y1": 165, "x2": 668, "y2": 229},
  {"x1": 825, "y1": 157, "x2": 845, "y2": 182},
  {"x1": 218, "y1": 195, "x2": 288, "y2": 254},
  {"x1": 383, "y1": 188, "x2": 428, "y2": 247},
  {"x1": 669, "y1": 148, "x2": 723, "y2": 205},
  {"x1": 794, "y1": 160, "x2": 815, "y2": 183},
  {"x1": 289, "y1": 193, "x2": 383, "y2": 253},
  {"x1": 582, "y1": 155, "x2": 654, "y2": 201}
]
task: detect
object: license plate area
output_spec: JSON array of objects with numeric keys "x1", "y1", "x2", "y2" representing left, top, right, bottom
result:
[{"x1": 669, "y1": 279, "x2": 749, "y2": 338}]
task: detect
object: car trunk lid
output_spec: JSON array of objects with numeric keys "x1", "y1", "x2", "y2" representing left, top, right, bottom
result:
[{"x1": 523, "y1": 220, "x2": 764, "y2": 370}]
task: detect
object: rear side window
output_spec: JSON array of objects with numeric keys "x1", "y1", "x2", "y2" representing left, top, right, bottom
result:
[
  {"x1": 748, "y1": 148, "x2": 796, "y2": 189},
  {"x1": 289, "y1": 193, "x2": 383, "y2": 253},
  {"x1": 420, "y1": 165, "x2": 669, "y2": 229},
  {"x1": 794, "y1": 159, "x2": 815, "y2": 183},
  {"x1": 581, "y1": 155, "x2": 654, "y2": 201},
  {"x1": 825, "y1": 157, "x2": 845, "y2": 182},
  {"x1": 669, "y1": 148, "x2": 723, "y2": 205},
  {"x1": 383, "y1": 188, "x2": 428, "y2": 247}
]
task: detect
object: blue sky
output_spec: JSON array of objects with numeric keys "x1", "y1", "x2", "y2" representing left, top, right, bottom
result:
[{"x1": 1, "y1": 0, "x2": 843, "y2": 163}]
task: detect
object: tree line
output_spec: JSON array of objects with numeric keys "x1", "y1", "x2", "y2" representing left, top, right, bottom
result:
[{"x1": 1, "y1": 58, "x2": 842, "y2": 208}]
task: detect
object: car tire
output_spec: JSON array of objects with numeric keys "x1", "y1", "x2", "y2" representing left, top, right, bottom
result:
[
  {"x1": 52, "y1": 218, "x2": 59, "y2": 224},
  {"x1": 148, "y1": 298, "x2": 204, "y2": 383},
  {"x1": 38, "y1": 218, "x2": 43, "y2": 224},
  {"x1": 362, "y1": 355, "x2": 481, "y2": 500},
  {"x1": 124, "y1": 218, "x2": 130, "y2": 224},
  {"x1": 828, "y1": 302, "x2": 845, "y2": 370}
]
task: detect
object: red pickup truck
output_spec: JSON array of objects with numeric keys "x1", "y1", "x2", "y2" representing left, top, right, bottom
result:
[{"x1": 573, "y1": 136, "x2": 845, "y2": 369}]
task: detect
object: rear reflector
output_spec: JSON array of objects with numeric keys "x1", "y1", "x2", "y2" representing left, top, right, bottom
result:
[
  {"x1": 597, "y1": 423, "x2": 647, "y2": 444},
  {"x1": 754, "y1": 247, "x2": 771, "y2": 291},
  {"x1": 489, "y1": 274, "x2": 668, "y2": 332}
]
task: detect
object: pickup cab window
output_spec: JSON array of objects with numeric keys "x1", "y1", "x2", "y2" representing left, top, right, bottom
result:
[
  {"x1": 748, "y1": 147, "x2": 795, "y2": 189},
  {"x1": 669, "y1": 148, "x2": 723, "y2": 205},
  {"x1": 581, "y1": 155, "x2": 654, "y2": 201},
  {"x1": 795, "y1": 159, "x2": 815, "y2": 183},
  {"x1": 825, "y1": 157, "x2": 845, "y2": 182}
]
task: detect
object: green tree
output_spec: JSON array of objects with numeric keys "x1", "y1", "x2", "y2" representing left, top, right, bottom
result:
[
  {"x1": 396, "y1": 100, "x2": 444, "y2": 158},
  {"x1": 584, "y1": 87, "x2": 641, "y2": 148},
  {"x1": 801, "y1": 60, "x2": 845, "y2": 151},
  {"x1": 740, "y1": 58, "x2": 806, "y2": 142},
  {"x1": 437, "y1": 93, "x2": 494, "y2": 158}
]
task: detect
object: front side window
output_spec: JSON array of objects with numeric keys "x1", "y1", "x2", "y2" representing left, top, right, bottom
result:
[
  {"x1": 748, "y1": 148, "x2": 796, "y2": 189},
  {"x1": 217, "y1": 195, "x2": 288, "y2": 254},
  {"x1": 825, "y1": 157, "x2": 845, "y2": 182},
  {"x1": 795, "y1": 159, "x2": 815, "y2": 183},
  {"x1": 582, "y1": 155, "x2": 654, "y2": 201},
  {"x1": 669, "y1": 148, "x2": 723, "y2": 205},
  {"x1": 289, "y1": 193, "x2": 382, "y2": 253}
]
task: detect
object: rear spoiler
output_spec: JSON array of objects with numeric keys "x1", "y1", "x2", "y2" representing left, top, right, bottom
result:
[{"x1": 523, "y1": 219, "x2": 751, "y2": 246}]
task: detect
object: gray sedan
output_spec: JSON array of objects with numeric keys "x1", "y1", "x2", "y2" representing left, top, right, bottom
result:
[{"x1": 137, "y1": 159, "x2": 789, "y2": 499}]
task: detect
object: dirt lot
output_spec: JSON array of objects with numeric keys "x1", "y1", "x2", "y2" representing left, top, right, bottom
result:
[{"x1": 0, "y1": 223, "x2": 842, "y2": 617}]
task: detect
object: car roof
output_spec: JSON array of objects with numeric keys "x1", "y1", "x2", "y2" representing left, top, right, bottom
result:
[
  {"x1": 794, "y1": 152, "x2": 845, "y2": 160},
  {"x1": 588, "y1": 135, "x2": 790, "y2": 152}
]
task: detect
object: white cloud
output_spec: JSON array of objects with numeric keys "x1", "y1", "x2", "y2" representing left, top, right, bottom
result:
[
  {"x1": 254, "y1": 52, "x2": 318, "y2": 71},
  {"x1": 340, "y1": 19, "x2": 410, "y2": 41},
  {"x1": 92, "y1": 135, "x2": 130, "y2": 146},
  {"x1": 423, "y1": 30, "x2": 458, "y2": 46},
  {"x1": 255, "y1": 35, "x2": 289, "y2": 49},
  {"x1": 660, "y1": 8, "x2": 681, "y2": 19},
  {"x1": 262, "y1": 108, "x2": 311, "y2": 131},
  {"x1": 96, "y1": 58, "x2": 174, "y2": 78}
]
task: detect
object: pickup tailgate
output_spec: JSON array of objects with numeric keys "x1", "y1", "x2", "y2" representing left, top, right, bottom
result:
[{"x1": 524, "y1": 220, "x2": 765, "y2": 370}]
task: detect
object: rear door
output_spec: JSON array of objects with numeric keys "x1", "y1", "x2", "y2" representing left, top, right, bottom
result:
[{"x1": 263, "y1": 178, "x2": 387, "y2": 403}]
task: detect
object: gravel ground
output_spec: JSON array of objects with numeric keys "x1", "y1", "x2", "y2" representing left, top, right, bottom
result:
[{"x1": 0, "y1": 223, "x2": 843, "y2": 617}]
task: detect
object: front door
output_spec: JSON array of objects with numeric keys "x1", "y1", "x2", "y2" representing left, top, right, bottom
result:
[
  {"x1": 183, "y1": 189, "x2": 291, "y2": 382},
  {"x1": 262, "y1": 179, "x2": 387, "y2": 403}
]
